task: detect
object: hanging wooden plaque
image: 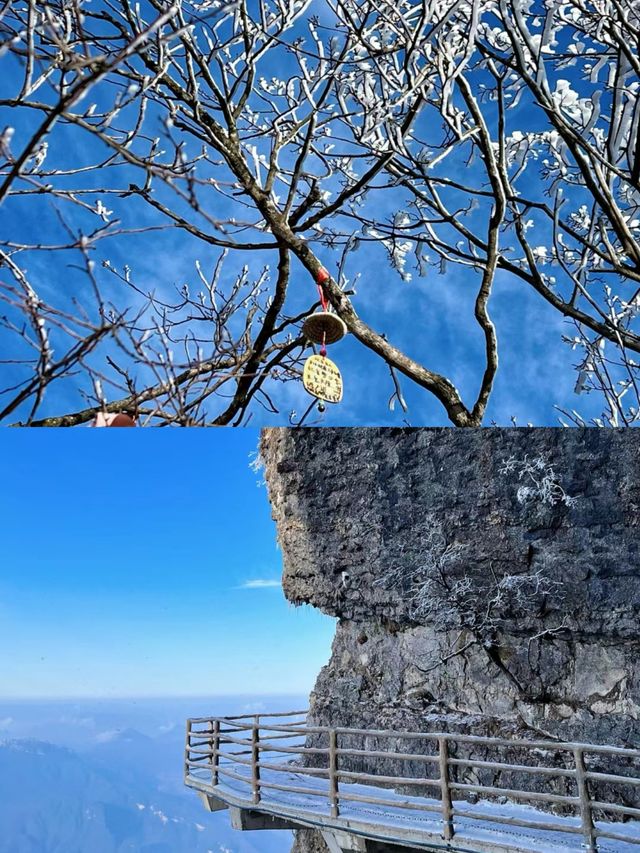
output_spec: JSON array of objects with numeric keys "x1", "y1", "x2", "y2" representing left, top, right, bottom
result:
[{"x1": 303, "y1": 354, "x2": 343, "y2": 403}]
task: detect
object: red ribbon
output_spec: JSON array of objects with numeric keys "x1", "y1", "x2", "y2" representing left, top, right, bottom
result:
[{"x1": 316, "y1": 267, "x2": 329, "y2": 312}]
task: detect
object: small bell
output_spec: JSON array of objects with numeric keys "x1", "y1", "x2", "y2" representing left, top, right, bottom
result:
[{"x1": 302, "y1": 311, "x2": 347, "y2": 345}]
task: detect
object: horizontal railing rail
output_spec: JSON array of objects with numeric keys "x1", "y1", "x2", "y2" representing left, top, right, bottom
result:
[{"x1": 185, "y1": 710, "x2": 640, "y2": 853}]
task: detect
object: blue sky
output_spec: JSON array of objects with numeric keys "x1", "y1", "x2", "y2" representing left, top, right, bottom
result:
[{"x1": 0, "y1": 429, "x2": 335, "y2": 698}]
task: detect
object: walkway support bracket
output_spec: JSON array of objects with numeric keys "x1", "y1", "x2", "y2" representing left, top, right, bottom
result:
[
  {"x1": 197, "y1": 792, "x2": 228, "y2": 813},
  {"x1": 322, "y1": 830, "x2": 367, "y2": 852},
  {"x1": 229, "y1": 806, "x2": 296, "y2": 831}
]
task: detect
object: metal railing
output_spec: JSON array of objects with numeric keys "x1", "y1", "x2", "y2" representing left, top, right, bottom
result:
[{"x1": 184, "y1": 710, "x2": 640, "y2": 852}]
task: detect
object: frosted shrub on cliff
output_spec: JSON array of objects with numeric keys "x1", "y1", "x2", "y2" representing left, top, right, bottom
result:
[
  {"x1": 499, "y1": 455, "x2": 578, "y2": 508},
  {"x1": 376, "y1": 519, "x2": 563, "y2": 668}
]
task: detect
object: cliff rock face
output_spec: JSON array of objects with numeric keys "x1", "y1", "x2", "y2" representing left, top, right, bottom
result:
[{"x1": 260, "y1": 428, "x2": 640, "y2": 852}]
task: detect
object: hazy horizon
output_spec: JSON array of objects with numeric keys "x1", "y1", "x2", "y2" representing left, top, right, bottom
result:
[
  {"x1": 0, "y1": 694, "x2": 300, "y2": 852},
  {"x1": 0, "y1": 693, "x2": 312, "y2": 701}
]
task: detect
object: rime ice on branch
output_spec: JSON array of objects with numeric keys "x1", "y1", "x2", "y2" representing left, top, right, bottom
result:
[{"x1": 1, "y1": 0, "x2": 640, "y2": 424}]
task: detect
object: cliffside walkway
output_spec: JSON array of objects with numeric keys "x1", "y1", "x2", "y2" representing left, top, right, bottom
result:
[{"x1": 184, "y1": 711, "x2": 640, "y2": 853}]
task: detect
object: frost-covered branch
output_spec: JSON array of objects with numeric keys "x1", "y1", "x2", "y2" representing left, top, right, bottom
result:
[{"x1": 3, "y1": 0, "x2": 640, "y2": 423}]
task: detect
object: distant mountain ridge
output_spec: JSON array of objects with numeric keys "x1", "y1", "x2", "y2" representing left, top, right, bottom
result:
[{"x1": 0, "y1": 736, "x2": 287, "y2": 853}]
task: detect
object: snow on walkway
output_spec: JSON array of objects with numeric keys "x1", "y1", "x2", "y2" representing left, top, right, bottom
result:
[{"x1": 188, "y1": 753, "x2": 640, "y2": 853}]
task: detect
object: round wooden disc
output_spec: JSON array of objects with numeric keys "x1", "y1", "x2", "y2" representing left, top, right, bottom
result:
[{"x1": 302, "y1": 311, "x2": 347, "y2": 345}]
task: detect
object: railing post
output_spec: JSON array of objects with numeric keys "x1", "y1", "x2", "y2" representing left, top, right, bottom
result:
[
  {"x1": 329, "y1": 729, "x2": 339, "y2": 818},
  {"x1": 438, "y1": 736, "x2": 454, "y2": 841},
  {"x1": 184, "y1": 718, "x2": 192, "y2": 782},
  {"x1": 252, "y1": 716, "x2": 261, "y2": 804},
  {"x1": 574, "y1": 748, "x2": 597, "y2": 853},
  {"x1": 211, "y1": 719, "x2": 220, "y2": 787}
]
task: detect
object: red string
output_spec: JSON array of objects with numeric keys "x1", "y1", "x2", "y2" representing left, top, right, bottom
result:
[{"x1": 316, "y1": 267, "x2": 329, "y2": 356}]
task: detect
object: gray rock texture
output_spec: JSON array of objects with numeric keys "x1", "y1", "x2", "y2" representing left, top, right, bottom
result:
[{"x1": 260, "y1": 428, "x2": 640, "y2": 852}]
